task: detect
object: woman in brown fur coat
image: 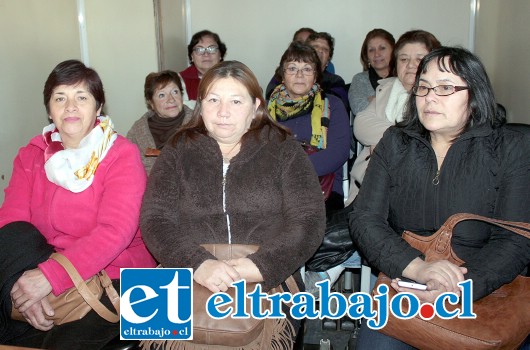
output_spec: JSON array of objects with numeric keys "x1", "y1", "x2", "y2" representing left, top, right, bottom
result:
[{"x1": 140, "y1": 61, "x2": 326, "y2": 349}]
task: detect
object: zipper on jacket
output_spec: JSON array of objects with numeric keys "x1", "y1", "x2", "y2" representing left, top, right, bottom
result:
[
  {"x1": 429, "y1": 148, "x2": 443, "y2": 227},
  {"x1": 222, "y1": 163, "x2": 232, "y2": 244},
  {"x1": 432, "y1": 170, "x2": 440, "y2": 185}
]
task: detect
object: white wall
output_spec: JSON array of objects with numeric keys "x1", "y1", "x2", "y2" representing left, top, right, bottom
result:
[
  {"x1": 2, "y1": 0, "x2": 529, "y2": 203},
  {"x1": 475, "y1": 0, "x2": 530, "y2": 124},
  {"x1": 0, "y1": 0, "x2": 159, "y2": 203},
  {"x1": 0, "y1": 0, "x2": 81, "y2": 198},
  {"x1": 158, "y1": 0, "x2": 189, "y2": 72},
  {"x1": 84, "y1": 0, "x2": 159, "y2": 133},
  {"x1": 188, "y1": 0, "x2": 472, "y2": 92}
]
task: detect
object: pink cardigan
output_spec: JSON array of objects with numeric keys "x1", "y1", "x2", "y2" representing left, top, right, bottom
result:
[{"x1": 0, "y1": 134, "x2": 156, "y2": 295}]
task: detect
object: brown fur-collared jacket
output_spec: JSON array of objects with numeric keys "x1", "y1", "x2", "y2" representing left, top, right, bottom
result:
[{"x1": 140, "y1": 125, "x2": 326, "y2": 291}]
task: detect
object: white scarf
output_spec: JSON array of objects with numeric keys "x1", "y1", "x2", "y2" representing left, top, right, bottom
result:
[
  {"x1": 384, "y1": 78, "x2": 409, "y2": 123},
  {"x1": 43, "y1": 116, "x2": 117, "y2": 193}
]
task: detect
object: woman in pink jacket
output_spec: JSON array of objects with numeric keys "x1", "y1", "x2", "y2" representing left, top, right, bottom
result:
[{"x1": 0, "y1": 60, "x2": 156, "y2": 349}]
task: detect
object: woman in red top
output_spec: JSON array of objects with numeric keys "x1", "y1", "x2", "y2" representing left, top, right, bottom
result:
[{"x1": 179, "y1": 30, "x2": 227, "y2": 108}]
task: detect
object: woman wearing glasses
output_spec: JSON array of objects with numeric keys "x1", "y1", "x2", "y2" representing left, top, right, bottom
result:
[
  {"x1": 268, "y1": 41, "x2": 350, "y2": 213},
  {"x1": 265, "y1": 32, "x2": 349, "y2": 112},
  {"x1": 350, "y1": 47, "x2": 530, "y2": 349},
  {"x1": 267, "y1": 42, "x2": 350, "y2": 296},
  {"x1": 345, "y1": 30, "x2": 440, "y2": 204},
  {"x1": 179, "y1": 30, "x2": 227, "y2": 108}
]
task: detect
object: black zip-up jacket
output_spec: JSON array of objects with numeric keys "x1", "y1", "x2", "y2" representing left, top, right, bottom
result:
[{"x1": 350, "y1": 123, "x2": 530, "y2": 300}]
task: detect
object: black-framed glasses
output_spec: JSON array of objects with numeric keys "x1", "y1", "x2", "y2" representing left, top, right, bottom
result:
[
  {"x1": 412, "y1": 85, "x2": 469, "y2": 97},
  {"x1": 284, "y1": 66, "x2": 315, "y2": 76},
  {"x1": 193, "y1": 46, "x2": 219, "y2": 55}
]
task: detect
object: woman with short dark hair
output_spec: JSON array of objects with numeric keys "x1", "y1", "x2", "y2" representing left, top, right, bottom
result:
[
  {"x1": 0, "y1": 59, "x2": 156, "y2": 349},
  {"x1": 179, "y1": 30, "x2": 227, "y2": 107},
  {"x1": 127, "y1": 70, "x2": 193, "y2": 174},
  {"x1": 350, "y1": 46, "x2": 530, "y2": 349},
  {"x1": 266, "y1": 32, "x2": 349, "y2": 110},
  {"x1": 268, "y1": 41, "x2": 350, "y2": 213}
]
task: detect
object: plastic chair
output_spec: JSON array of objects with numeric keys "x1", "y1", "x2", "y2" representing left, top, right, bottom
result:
[{"x1": 342, "y1": 114, "x2": 371, "y2": 296}]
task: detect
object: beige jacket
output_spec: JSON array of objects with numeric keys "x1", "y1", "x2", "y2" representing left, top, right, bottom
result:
[{"x1": 346, "y1": 77, "x2": 406, "y2": 205}]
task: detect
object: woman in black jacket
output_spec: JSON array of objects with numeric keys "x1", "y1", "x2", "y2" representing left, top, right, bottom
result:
[{"x1": 350, "y1": 47, "x2": 530, "y2": 349}]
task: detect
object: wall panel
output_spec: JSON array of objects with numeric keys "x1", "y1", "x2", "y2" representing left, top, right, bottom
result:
[
  {"x1": 187, "y1": 0, "x2": 471, "y2": 91},
  {"x1": 0, "y1": 0, "x2": 80, "y2": 201}
]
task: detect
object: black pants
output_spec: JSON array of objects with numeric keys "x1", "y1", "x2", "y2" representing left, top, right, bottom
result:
[{"x1": 0, "y1": 222, "x2": 119, "y2": 350}]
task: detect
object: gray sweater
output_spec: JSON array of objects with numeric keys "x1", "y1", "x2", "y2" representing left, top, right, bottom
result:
[{"x1": 348, "y1": 71, "x2": 375, "y2": 115}]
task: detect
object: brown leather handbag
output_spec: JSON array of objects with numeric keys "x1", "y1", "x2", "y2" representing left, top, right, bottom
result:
[
  {"x1": 11, "y1": 253, "x2": 120, "y2": 325},
  {"x1": 141, "y1": 244, "x2": 300, "y2": 350},
  {"x1": 373, "y1": 213, "x2": 530, "y2": 350}
]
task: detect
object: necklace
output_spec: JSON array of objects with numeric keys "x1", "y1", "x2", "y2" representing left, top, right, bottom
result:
[{"x1": 221, "y1": 142, "x2": 240, "y2": 163}]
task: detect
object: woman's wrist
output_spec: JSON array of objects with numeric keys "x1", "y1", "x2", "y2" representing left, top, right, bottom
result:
[{"x1": 402, "y1": 257, "x2": 424, "y2": 282}]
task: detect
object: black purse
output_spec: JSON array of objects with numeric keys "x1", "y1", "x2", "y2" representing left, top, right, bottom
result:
[{"x1": 306, "y1": 203, "x2": 356, "y2": 272}]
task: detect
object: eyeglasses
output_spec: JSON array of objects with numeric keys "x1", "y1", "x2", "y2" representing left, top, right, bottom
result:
[
  {"x1": 412, "y1": 85, "x2": 469, "y2": 97},
  {"x1": 193, "y1": 46, "x2": 219, "y2": 55},
  {"x1": 284, "y1": 66, "x2": 315, "y2": 76}
]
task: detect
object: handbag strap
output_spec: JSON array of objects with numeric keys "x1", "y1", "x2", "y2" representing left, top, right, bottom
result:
[
  {"x1": 443, "y1": 213, "x2": 530, "y2": 240},
  {"x1": 50, "y1": 253, "x2": 119, "y2": 323},
  {"x1": 98, "y1": 270, "x2": 121, "y2": 316},
  {"x1": 284, "y1": 275, "x2": 300, "y2": 295}
]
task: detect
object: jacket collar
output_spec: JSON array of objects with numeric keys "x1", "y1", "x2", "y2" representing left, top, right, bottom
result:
[{"x1": 402, "y1": 122, "x2": 494, "y2": 145}]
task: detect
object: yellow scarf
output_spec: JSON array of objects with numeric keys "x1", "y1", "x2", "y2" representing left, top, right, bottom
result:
[{"x1": 268, "y1": 84, "x2": 329, "y2": 149}]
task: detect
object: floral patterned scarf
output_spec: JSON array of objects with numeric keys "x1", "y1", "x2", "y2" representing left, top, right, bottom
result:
[
  {"x1": 43, "y1": 116, "x2": 117, "y2": 193},
  {"x1": 268, "y1": 83, "x2": 329, "y2": 149}
]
